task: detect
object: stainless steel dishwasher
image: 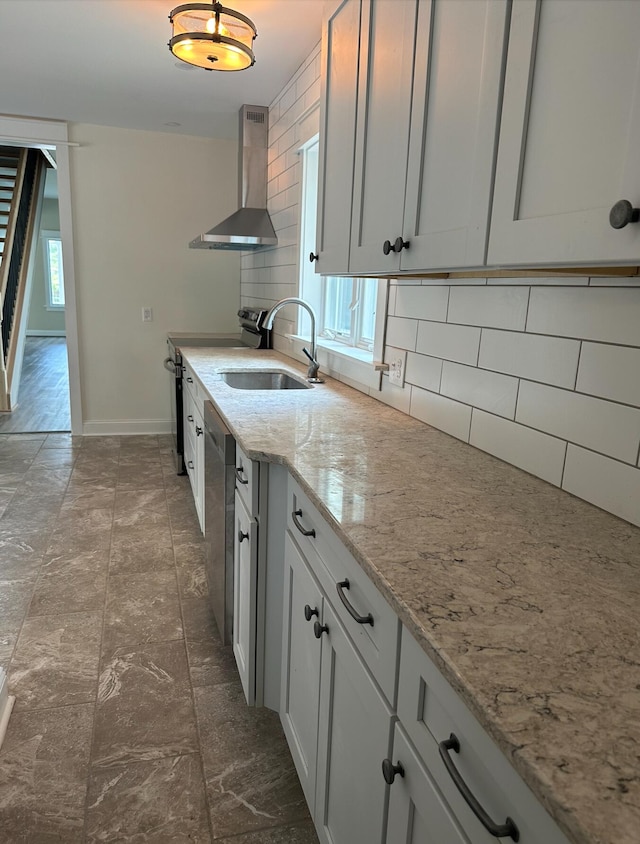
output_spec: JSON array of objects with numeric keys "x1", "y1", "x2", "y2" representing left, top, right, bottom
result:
[{"x1": 203, "y1": 400, "x2": 236, "y2": 645}]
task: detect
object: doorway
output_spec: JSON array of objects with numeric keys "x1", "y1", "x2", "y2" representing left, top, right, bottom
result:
[
  {"x1": 0, "y1": 165, "x2": 70, "y2": 433},
  {"x1": 0, "y1": 116, "x2": 80, "y2": 434}
]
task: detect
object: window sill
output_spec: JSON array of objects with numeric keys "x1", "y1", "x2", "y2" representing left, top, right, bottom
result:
[{"x1": 285, "y1": 334, "x2": 381, "y2": 394}]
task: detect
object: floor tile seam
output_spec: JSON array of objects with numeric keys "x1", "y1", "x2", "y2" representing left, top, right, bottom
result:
[
  {"x1": 84, "y1": 456, "x2": 121, "y2": 837},
  {"x1": 11, "y1": 697, "x2": 97, "y2": 716},
  {"x1": 168, "y1": 475, "x2": 216, "y2": 844}
]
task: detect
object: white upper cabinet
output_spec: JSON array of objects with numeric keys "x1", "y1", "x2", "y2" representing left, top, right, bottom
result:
[
  {"x1": 349, "y1": 0, "x2": 417, "y2": 275},
  {"x1": 315, "y1": 0, "x2": 362, "y2": 274},
  {"x1": 401, "y1": 0, "x2": 509, "y2": 271},
  {"x1": 348, "y1": 0, "x2": 509, "y2": 275},
  {"x1": 488, "y1": 0, "x2": 640, "y2": 267}
]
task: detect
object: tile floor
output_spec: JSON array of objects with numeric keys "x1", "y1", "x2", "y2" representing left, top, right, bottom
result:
[{"x1": 0, "y1": 433, "x2": 318, "y2": 843}]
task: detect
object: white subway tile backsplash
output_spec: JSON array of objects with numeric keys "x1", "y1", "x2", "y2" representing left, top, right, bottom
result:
[
  {"x1": 448, "y1": 286, "x2": 529, "y2": 330},
  {"x1": 470, "y1": 410, "x2": 567, "y2": 486},
  {"x1": 527, "y1": 287, "x2": 640, "y2": 346},
  {"x1": 378, "y1": 378, "x2": 412, "y2": 414},
  {"x1": 386, "y1": 316, "x2": 418, "y2": 352},
  {"x1": 441, "y1": 362, "x2": 518, "y2": 418},
  {"x1": 563, "y1": 445, "x2": 640, "y2": 528},
  {"x1": 516, "y1": 381, "x2": 640, "y2": 464},
  {"x1": 410, "y1": 387, "x2": 472, "y2": 442},
  {"x1": 416, "y1": 321, "x2": 481, "y2": 365},
  {"x1": 394, "y1": 285, "x2": 448, "y2": 321},
  {"x1": 577, "y1": 343, "x2": 640, "y2": 408},
  {"x1": 404, "y1": 352, "x2": 442, "y2": 392},
  {"x1": 479, "y1": 330, "x2": 580, "y2": 388}
]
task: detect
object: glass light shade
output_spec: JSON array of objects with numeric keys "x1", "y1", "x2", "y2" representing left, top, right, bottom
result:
[{"x1": 169, "y1": 2, "x2": 257, "y2": 71}]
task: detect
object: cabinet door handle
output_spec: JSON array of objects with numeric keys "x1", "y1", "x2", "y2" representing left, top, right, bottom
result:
[
  {"x1": 609, "y1": 199, "x2": 640, "y2": 229},
  {"x1": 304, "y1": 604, "x2": 319, "y2": 621},
  {"x1": 313, "y1": 620, "x2": 329, "y2": 639},
  {"x1": 187, "y1": 414, "x2": 194, "y2": 422},
  {"x1": 439, "y1": 734, "x2": 520, "y2": 842},
  {"x1": 292, "y1": 508, "x2": 316, "y2": 538},
  {"x1": 163, "y1": 356, "x2": 176, "y2": 372},
  {"x1": 238, "y1": 530, "x2": 249, "y2": 543},
  {"x1": 336, "y1": 579, "x2": 374, "y2": 626},
  {"x1": 381, "y1": 758, "x2": 404, "y2": 785},
  {"x1": 235, "y1": 466, "x2": 249, "y2": 485},
  {"x1": 309, "y1": 252, "x2": 319, "y2": 262},
  {"x1": 195, "y1": 426, "x2": 203, "y2": 437},
  {"x1": 187, "y1": 460, "x2": 194, "y2": 469}
]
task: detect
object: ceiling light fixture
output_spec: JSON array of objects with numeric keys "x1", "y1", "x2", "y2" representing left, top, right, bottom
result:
[{"x1": 168, "y1": 2, "x2": 257, "y2": 72}]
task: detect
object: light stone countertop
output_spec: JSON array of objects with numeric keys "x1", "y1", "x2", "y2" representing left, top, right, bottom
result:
[{"x1": 182, "y1": 346, "x2": 640, "y2": 844}]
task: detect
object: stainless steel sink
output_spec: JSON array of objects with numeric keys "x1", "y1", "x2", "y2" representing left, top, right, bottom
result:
[{"x1": 220, "y1": 370, "x2": 311, "y2": 390}]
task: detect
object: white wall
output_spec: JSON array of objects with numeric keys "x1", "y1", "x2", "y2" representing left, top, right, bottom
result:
[
  {"x1": 68, "y1": 123, "x2": 241, "y2": 433},
  {"x1": 240, "y1": 44, "x2": 321, "y2": 346}
]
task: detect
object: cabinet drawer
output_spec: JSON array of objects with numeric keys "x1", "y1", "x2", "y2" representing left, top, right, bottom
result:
[
  {"x1": 288, "y1": 475, "x2": 400, "y2": 705},
  {"x1": 235, "y1": 442, "x2": 259, "y2": 517},
  {"x1": 397, "y1": 627, "x2": 570, "y2": 844},
  {"x1": 182, "y1": 362, "x2": 204, "y2": 412}
]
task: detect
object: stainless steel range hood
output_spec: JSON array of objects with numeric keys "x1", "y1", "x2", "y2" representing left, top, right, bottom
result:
[{"x1": 190, "y1": 105, "x2": 277, "y2": 251}]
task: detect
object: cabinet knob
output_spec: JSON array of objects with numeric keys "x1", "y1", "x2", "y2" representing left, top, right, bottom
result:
[
  {"x1": 186, "y1": 376, "x2": 193, "y2": 383},
  {"x1": 304, "y1": 604, "x2": 319, "y2": 621},
  {"x1": 382, "y1": 239, "x2": 393, "y2": 255},
  {"x1": 381, "y1": 758, "x2": 405, "y2": 785},
  {"x1": 195, "y1": 425, "x2": 203, "y2": 437},
  {"x1": 394, "y1": 236, "x2": 410, "y2": 253},
  {"x1": 238, "y1": 530, "x2": 249, "y2": 543},
  {"x1": 187, "y1": 460, "x2": 194, "y2": 469},
  {"x1": 309, "y1": 252, "x2": 319, "y2": 262},
  {"x1": 187, "y1": 414, "x2": 194, "y2": 422},
  {"x1": 313, "y1": 620, "x2": 329, "y2": 639},
  {"x1": 609, "y1": 199, "x2": 640, "y2": 229}
]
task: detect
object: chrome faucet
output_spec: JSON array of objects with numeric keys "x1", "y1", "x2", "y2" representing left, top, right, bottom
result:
[{"x1": 263, "y1": 297, "x2": 324, "y2": 382}]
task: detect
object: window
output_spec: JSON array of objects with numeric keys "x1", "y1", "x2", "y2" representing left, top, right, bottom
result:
[
  {"x1": 299, "y1": 138, "x2": 381, "y2": 357},
  {"x1": 42, "y1": 231, "x2": 65, "y2": 309}
]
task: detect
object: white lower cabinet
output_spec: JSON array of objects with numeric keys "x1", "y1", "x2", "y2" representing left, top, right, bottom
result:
[
  {"x1": 281, "y1": 531, "x2": 394, "y2": 844},
  {"x1": 183, "y1": 384, "x2": 204, "y2": 533},
  {"x1": 233, "y1": 488, "x2": 257, "y2": 704},
  {"x1": 385, "y1": 723, "x2": 470, "y2": 844}
]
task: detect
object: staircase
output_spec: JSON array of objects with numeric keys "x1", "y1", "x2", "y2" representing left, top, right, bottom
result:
[
  {"x1": 0, "y1": 146, "x2": 45, "y2": 411},
  {"x1": 0, "y1": 146, "x2": 20, "y2": 275}
]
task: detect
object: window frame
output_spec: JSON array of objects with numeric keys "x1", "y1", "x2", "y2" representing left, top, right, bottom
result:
[
  {"x1": 299, "y1": 136, "x2": 386, "y2": 367},
  {"x1": 41, "y1": 230, "x2": 65, "y2": 310}
]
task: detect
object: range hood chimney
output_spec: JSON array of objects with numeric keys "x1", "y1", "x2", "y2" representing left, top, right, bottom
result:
[{"x1": 190, "y1": 105, "x2": 277, "y2": 251}]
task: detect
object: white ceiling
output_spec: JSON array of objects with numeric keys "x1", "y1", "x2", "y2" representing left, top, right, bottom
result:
[{"x1": 0, "y1": 0, "x2": 325, "y2": 139}]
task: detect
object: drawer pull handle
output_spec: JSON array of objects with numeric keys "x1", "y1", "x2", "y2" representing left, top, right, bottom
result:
[
  {"x1": 313, "y1": 621, "x2": 329, "y2": 639},
  {"x1": 336, "y1": 579, "x2": 374, "y2": 626},
  {"x1": 439, "y1": 734, "x2": 520, "y2": 842},
  {"x1": 186, "y1": 376, "x2": 193, "y2": 383},
  {"x1": 292, "y1": 508, "x2": 316, "y2": 538},
  {"x1": 304, "y1": 604, "x2": 319, "y2": 621},
  {"x1": 195, "y1": 425, "x2": 203, "y2": 437},
  {"x1": 187, "y1": 414, "x2": 194, "y2": 422},
  {"x1": 381, "y1": 758, "x2": 404, "y2": 785},
  {"x1": 235, "y1": 466, "x2": 249, "y2": 485},
  {"x1": 238, "y1": 530, "x2": 249, "y2": 543},
  {"x1": 187, "y1": 460, "x2": 194, "y2": 470}
]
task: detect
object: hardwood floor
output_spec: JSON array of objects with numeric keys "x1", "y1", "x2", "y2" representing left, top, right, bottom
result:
[{"x1": 0, "y1": 336, "x2": 71, "y2": 433}]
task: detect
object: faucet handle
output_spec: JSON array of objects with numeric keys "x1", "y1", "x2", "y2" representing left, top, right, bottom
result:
[
  {"x1": 302, "y1": 347, "x2": 324, "y2": 383},
  {"x1": 302, "y1": 347, "x2": 317, "y2": 365}
]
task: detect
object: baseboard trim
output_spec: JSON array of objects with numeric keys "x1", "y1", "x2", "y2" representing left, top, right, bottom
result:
[
  {"x1": 0, "y1": 668, "x2": 15, "y2": 751},
  {"x1": 25, "y1": 329, "x2": 67, "y2": 337},
  {"x1": 82, "y1": 419, "x2": 172, "y2": 436}
]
